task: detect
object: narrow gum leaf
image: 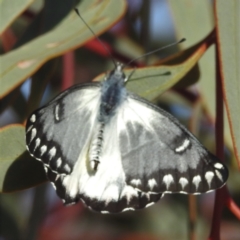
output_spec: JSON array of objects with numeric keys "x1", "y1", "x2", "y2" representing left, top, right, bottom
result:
[
  {"x1": 169, "y1": 0, "x2": 234, "y2": 156},
  {"x1": 0, "y1": 0, "x2": 127, "y2": 98},
  {"x1": 216, "y1": 1, "x2": 240, "y2": 166},
  {"x1": 94, "y1": 41, "x2": 207, "y2": 102},
  {"x1": 0, "y1": 0, "x2": 34, "y2": 34},
  {"x1": 0, "y1": 125, "x2": 46, "y2": 192}
]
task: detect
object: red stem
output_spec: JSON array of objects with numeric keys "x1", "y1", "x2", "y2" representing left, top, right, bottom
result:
[
  {"x1": 62, "y1": 51, "x2": 75, "y2": 90},
  {"x1": 225, "y1": 191, "x2": 240, "y2": 220},
  {"x1": 208, "y1": 30, "x2": 226, "y2": 240},
  {"x1": 84, "y1": 39, "x2": 143, "y2": 67}
]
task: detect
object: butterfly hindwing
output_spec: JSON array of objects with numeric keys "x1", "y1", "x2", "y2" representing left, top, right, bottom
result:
[
  {"x1": 52, "y1": 112, "x2": 162, "y2": 213},
  {"x1": 118, "y1": 93, "x2": 228, "y2": 194}
]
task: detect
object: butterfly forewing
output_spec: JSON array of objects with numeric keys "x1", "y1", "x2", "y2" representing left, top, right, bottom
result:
[
  {"x1": 26, "y1": 83, "x2": 101, "y2": 174},
  {"x1": 118, "y1": 94, "x2": 228, "y2": 194}
]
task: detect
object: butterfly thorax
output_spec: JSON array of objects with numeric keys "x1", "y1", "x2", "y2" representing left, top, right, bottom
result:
[
  {"x1": 99, "y1": 64, "x2": 127, "y2": 122},
  {"x1": 88, "y1": 64, "x2": 127, "y2": 171}
]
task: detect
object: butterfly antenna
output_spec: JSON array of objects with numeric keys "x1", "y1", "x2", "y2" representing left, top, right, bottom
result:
[
  {"x1": 74, "y1": 8, "x2": 117, "y2": 68},
  {"x1": 124, "y1": 38, "x2": 186, "y2": 68}
]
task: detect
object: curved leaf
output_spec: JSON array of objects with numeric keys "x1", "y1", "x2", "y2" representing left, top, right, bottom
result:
[
  {"x1": 216, "y1": 1, "x2": 240, "y2": 165},
  {"x1": 0, "y1": 0, "x2": 34, "y2": 34},
  {"x1": 168, "y1": 0, "x2": 214, "y2": 48},
  {"x1": 0, "y1": 0, "x2": 127, "y2": 98},
  {"x1": 0, "y1": 125, "x2": 46, "y2": 192},
  {"x1": 169, "y1": 1, "x2": 234, "y2": 155},
  {"x1": 94, "y1": 41, "x2": 207, "y2": 101}
]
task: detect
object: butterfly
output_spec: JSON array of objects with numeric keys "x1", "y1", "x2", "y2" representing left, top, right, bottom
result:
[{"x1": 25, "y1": 62, "x2": 228, "y2": 213}]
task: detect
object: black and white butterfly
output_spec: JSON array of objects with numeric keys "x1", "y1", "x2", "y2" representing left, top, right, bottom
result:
[{"x1": 25, "y1": 62, "x2": 228, "y2": 213}]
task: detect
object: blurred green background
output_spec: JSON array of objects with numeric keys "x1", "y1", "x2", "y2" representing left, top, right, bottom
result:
[{"x1": 0, "y1": 0, "x2": 239, "y2": 239}]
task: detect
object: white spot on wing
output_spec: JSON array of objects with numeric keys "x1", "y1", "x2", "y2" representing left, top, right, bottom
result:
[
  {"x1": 214, "y1": 163, "x2": 223, "y2": 169},
  {"x1": 69, "y1": 180, "x2": 78, "y2": 198},
  {"x1": 179, "y1": 177, "x2": 188, "y2": 189},
  {"x1": 49, "y1": 147, "x2": 56, "y2": 159},
  {"x1": 40, "y1": 145, "x2": 47, "y2": 156},
  {"x1": 192, "y1": 175, "x2": 201, "y2": 190},
  {"x1": 101, "y1": 210, "x2": 109, "y2": 214},
  {"x1": 121, "y1": 186, "x2": 138, "y2": 204},
  {"x1": 205, "y1": 171, "x2": 214, "y2": 187},
  {"x1": 43, "y1": 165, "x2": 48, "y2": 172},
  {"x1": 62, "y1": 175, "x2": 70, "y2": 186},
  {"x1": 215, "y1": 170, "x2": 223, "y2": 181},
  {"x1": 56, "y1": 158, "x2": 62, "y2": 168},
  {"x1": 26, "y1": 125, "x2": 33, "y2": 133},
  {"x1": 175, "y1": 139, "x2": 190, "y2": 152},
  {"x1": 163, "y1": 174, "x2": 174, "y2": 189},
  {"x1": 130, "y1": 179, "x2": 141, "y2": 187},
  {"x1": 55, "y1": 104, "x2": 60, "y2": 121},
  {"x1": 30, "y1": 114, "x2": 36, "y2": 122},
  {"x1": 34, "y1": 138, "x2": 41, "y2": 151},
  {"x1": 122, "y1": 207, "x2": 134, "y2": 212},
  {"x1": 148, "y1": 178, "x2": 157, "y2": 190},
  {"x1": 55, "y1": 174, "x2": 60, "y2": 181},
  {"x1": 30, "y1": 128, "x2": 37, "y2": 142},
  {"x1": 64, "y1": 164, "x2": 71, "y2": 173},
  {"x1": 145, "y1": 202, "x2": 155, "y2": 208}
]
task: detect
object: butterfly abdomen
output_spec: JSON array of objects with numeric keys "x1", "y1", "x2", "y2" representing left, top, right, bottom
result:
[{"x1": 88, "y1": 122, "x2": 105, "y2": 171}]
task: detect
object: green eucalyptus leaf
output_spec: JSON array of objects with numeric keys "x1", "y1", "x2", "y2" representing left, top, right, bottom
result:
[
  {"x1": 0, "y1": 0, "x2": 127, "y2": 98},
  {"x1": 94, "y1": 42, "x2": 206, "y2": 102},
  {"x1": 0, "y1": 125, "x2": 46, "y2": 192},
  {"x1": 0, "y1": 0, "x2": 34, "y2": 34},
  {"x1": 216, "y1": 1, "x2": 240, "y2": 165}
]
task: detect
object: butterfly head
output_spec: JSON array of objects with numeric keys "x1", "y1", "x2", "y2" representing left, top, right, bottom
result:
[{"x1": 106, "y1": 63, "x2": 127, "y2": 83}]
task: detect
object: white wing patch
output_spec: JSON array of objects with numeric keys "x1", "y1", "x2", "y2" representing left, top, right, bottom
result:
[
  {"x1": 175, "y1": 139, "x2": 190, "y2": 153},
  {"x1": 163, "y1": 174, "x2": 174, "y2": 189},
  {"x1": 121, "y1": 185, "x2": 138, "y2": 204},
  {"x1": 64, "y1": 164, "x2": 71, "y2": 173},
  {"x1": 54, "y1": 104, "x2": 60, "y2": 121},
  {"x1": 130, "y1": 179, "x2": 141, "y2": 187},
  {"x1": 34, "y1": 138, "x2": 41, "y2": 151},
  {"x1": 62, "y1": 175, "x2": 78, "y2": 198},
  {"x1": 56, "y1": 111, "x2": 162, "y2": 212},
  {"x1": 102, "y1": 185, "x2": 120, "y2": 205},
  {"x1": 56, "y1": 157, "x2": 62, "y2": 168},
  {"x1": 148, "y1": 178, "x2": 157, "y2": 190},
  {"x1": 179, "y1": 177, "x2": 188, "y2": 189},
  {"x1": 40, "y1": 145, "x2": 47, "y2": 156},
  {"x1": 215, "y1": 170, "x2": 223, "y2": 181},
  {"x1": 205, "y1": 171, "x2": 214, "y2": 187},
  {"x1": 30, "y1": 128, "x2": 37, "y2": 143},
  {"x1": 192, "y1": 175, "x2": 201, "y2": 190},
  {"x1": 30, "y1": 114, "x2": 36, "y2": 123},
  {"x1": 70, "y1": 118, "x2": 126, "y2": 200},
  {"x1": 49, "y1": 147, "x2": 57, "y2": 159},
  {"x1": 214, "y1": 163, "x2": 224, "y2": 170}
]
